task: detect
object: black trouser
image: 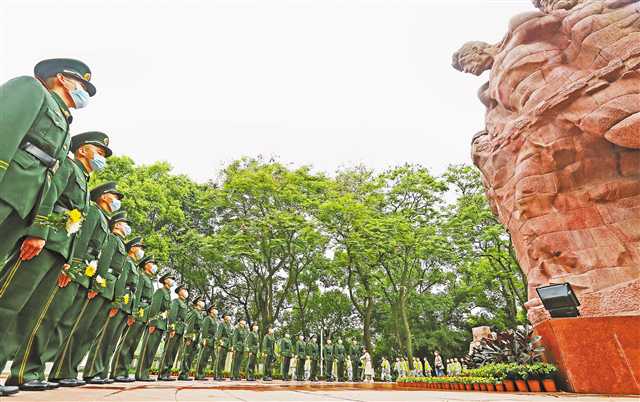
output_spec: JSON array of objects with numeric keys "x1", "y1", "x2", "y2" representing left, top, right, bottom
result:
[
  {"x1": 246, "y1": 352, "x2": 257, "y2": 378},
  {"x1": 337, "y1": 360, "x2": 345, "y2": 381},
  {"x1": 309, "y1": 358, "x2": 318, "y2": 380},
  {"x1": 351, "y1": 356, "x2": 359, "y2": 381},
  {"x1": 295, "y1": 356, "x2": 305, "y2": 380}
]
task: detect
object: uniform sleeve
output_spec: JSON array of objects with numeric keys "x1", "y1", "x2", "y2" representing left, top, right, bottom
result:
[
  {"x1": 167, "y1": 299, "x2": 179, "y2": 327},
  {"x1": 0, "y1": 77, "x2": 45, "y2": 183},
  {"x1": 113, "y1": 257, "x2": 129, "y2": 300},
  {"x1": 200, "y1": 318, "x2": 210, "y2": 338},
  {"x1": 97, "y1": 236, "x2": 117, "y2": 277},
  {"x1": 24, "y1": 159, "x2": 73, "y2": 239},
  {"x1": 68, "y1": 206, "x2": 100, "y2": 266},
  {"x1": 132, "y1": 271, "x2": 144, "y2": 312},
  {"x1": 147, "y1": 289, "x2": 164, "y2": 323}
]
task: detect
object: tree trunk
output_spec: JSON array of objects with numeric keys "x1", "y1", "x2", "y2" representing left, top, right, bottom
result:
[{"x1": 399, "y1": 289, "x2": 413, "y2": 370}]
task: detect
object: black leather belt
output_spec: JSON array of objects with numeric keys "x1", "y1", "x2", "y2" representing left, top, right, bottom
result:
[{"x1": 22, "y1": 142, "x2": 59, "y2": 173}]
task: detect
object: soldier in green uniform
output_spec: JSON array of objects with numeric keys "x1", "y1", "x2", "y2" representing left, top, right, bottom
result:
[
  {"x1": 349, "y1": 339, "x2": 361, "y2": 382},
  {"x1": 306, "y1": 334, "x2": 319, "y2": 382},
  {"x1": 214, "y1": 313, "x2": 233, "y2": 381},
  {"x1": 194, "y1": 306, "x2": 218, "y2": 380},
  {"x1": 135, "y1": 272, "x2": 174, "y2": 381},
  {"x1": 178, "y1": 296, "x2": 205, "y2": 380},
  {"x1": 294, "y1": 334, "x2": 306, "y2": 381},
  {"x1": 230, "y1": 318, "x2": 248, "y2": 381},
  {"x1": 335, "y1": 339, "x2": 346, "y2": 382},
  {"x1": 83, "y1": 211, "x2": 131, "y2": 384},
  {"x1": 0, "y1": 58, "x2": 95, "y2": 271},
  {"x1": 324, "y1": 339, "x2": 335, "y2": 382},
  {"x1": 99, "y1": 236, "x2": 144, "y2": 381},
  {"x1": 2, "y1": 132, "x2": 109, "y2": 391},
  {"x1": 279, "y1": 333, "x2": 292, "y2": 381},
  {"x1": 48, "y1": 183, "x2": 123, "y2": 386},
  {"x1": 157, "y1": 285, "x2": 189, "y2": 381},
  {"x1": 261, "y1": 326, "x2": 275, "y2": 382},
  {"x1": 244, "y1": 323, "x2": 259, "y2": 381},
  {"x1": 111, "y1": 256, "x2": 157, "y2": 382}
]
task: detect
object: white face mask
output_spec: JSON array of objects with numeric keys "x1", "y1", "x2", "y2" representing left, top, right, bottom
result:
[{"x1": 134, "y1": 248, "x2": 144, "y2": 260}]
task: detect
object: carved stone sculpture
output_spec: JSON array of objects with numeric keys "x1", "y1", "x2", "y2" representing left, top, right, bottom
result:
[{"x1": 454, "y1": 0, "x2": 640, "y2": 325}]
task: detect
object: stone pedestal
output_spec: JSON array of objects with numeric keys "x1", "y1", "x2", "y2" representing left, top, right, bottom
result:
[{"x1": 534, "y1": 316, "x2": 640, "y2": 395}]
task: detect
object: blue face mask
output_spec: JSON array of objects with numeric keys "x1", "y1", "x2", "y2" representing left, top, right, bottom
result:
[
  {"x1": 134, "y1": 248, "x2": 145, "y2": 260},
  {"x1": 90, "y1": 153, "x2": 107, "y2": 172},
  {"x1": 109, "y1": 198, "x2": 121, "y2": 212},
  {"x1": 121, "y1": 223, "x2": 132, "y2": 237},
  {"x1": 70, "y1": 87, "x2": 90, "y2": 109}
]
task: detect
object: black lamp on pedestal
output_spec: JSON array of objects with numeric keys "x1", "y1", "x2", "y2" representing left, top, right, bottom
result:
[{"x1": 536, "y1": 283, "x2": 580, "y2": 318}]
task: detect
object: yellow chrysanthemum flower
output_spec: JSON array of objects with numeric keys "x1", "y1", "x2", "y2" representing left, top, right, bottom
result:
[
  {"x1": 138, "y1": 308, "x2": 145, "y2": 318},
  {"x1": 96, "y1": 275, "x2": 107, "y2": 288},
  {"x1": 84, "y1": 261, "x2": 97, "y2": 277},
  {"x1": 66, "y1": 209, "x2": 83, "y2": 223},
  {"x1": 123, "y1": 294, "x2": 130, "y2": 305}
]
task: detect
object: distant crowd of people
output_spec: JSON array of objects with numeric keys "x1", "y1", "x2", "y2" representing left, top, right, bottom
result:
[{"x1": 379, "y1": 351, "x2": 466, "y2": 381}]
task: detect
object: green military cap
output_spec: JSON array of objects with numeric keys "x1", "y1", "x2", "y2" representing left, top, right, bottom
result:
[
  {"x1": 206, "y1": 305, "x2": 217, "y2": 313},
  {"x1": 70, "y1": 131, "x2": 112, "y2": 157},
  {"x1": 34, "y1": 58, "x2": 96, "y2": 96},
  {"x1": 175, "y1": 284, "x2": 188, "y2": 295},
  {"x1": 159, "y1": 272, "x2": 176, "y2": 284},
  {"x1": 138, "y1": 255, "x2": 156, "y2": 268},
  {"x1": 192, "y1": 296, "x2": 204, "y2": 305},
  {"x1": 109, "y1": 211, "x2": 129, "y2": 228},
  {"x1": 90, "y1": 182, "x2": 124, "y2": 202},
  {"x1": 125, "y1": 236, "x2": 144, "y2": 251}
]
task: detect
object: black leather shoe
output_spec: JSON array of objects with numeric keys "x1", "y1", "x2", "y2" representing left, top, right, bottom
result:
[
  {"x1": 0, "y1": 386, "x2": 19, "y2": 396},
  {"x1": 45, "y1": 381, "x2": 60, "y2": 390},
  {"x1": 58, "y1": 378, "x2": 85, "y2": 387},
  {"x1": 19, "y1": 380, "x2": 48, "y2": 391},
  {"x1": 194, "y1": 377, "x2": 207, "y2": 381},
  {"x1": 136, "y1": 377, "x2": 156, "y2": 382},
  {"x1": 103, "y1": 378, "x2": 114, "y2": 384},
  {"x1": 87, "y1": 377, "x2": 106, "y2": 385},
  {"x1": 178, "y1": 376, "x2": 193, "y2": 381},
  {"x1": 114, "y1": 376, "x2": 132, "y2": 383},
  {"x1": 158, "y1": 376, "x2": 176, "y2": 381}
]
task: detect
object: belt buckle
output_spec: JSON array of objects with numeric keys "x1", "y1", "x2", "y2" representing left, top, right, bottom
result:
[{"x1": 51, "y1": 159, "x2": 60, "y2": 174}]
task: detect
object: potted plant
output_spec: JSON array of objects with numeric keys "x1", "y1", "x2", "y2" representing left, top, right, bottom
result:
[
  {"x1": 515, "y1": 365, "x2": 529, "y2": 392},
  {"x1": 523, "y1": 363, "x2": 543, "y2": 392},
  {"x1": 539, "y1": 363, "x2": 559, "y2": 392},
  {"x1": 503, "y1": 363, "x2": 518, "y2": 392},
  {"x1": 464, "y1": 377, "x2": 472, "y2": 391},
  {"x1": 495, "y1": 379, "x2": 505, "y2": 392}
]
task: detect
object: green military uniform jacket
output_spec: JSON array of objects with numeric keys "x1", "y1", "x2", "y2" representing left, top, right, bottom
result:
[
  {"x1": 94, "y1": 233, "x2": 126, "y2": 300},
  {"x1": 232, "y1": 325, "x2": 248, "y2": 352},
  {"x1": 245, "y1": 331, "x2": 259, "y2": 354},
  {"x1": 27, "y1": 158, "x2": 89, "y2": 258},
  {"x1": 200, "y1": 315, "x2": 218, "y2": 345},
  {"x1": 216, "y1": 321, "x2": 233, "y2": 348},
  {"x1": 295, "y1": 340, "x2": 306, "y2": 359},
  {"x1": 279, "y1": 337, "x2": 292, "y2": 358},
  {"x1": 133, "y1": 271, "x2": 154, "y2": 322},
  {"x1": 167, "y1": 298, "x2": 189, "y2": 335},
  {"x1": 119, "y1": 258, "x2": 139, "y2": 314},
  {"x1": 334, "y1": 343, "x2": 345, "y2": 362},
  {"x1": 67, "y1": 204, "x2": 108, "y2": 289},
  {"x1": 0, "y1": 76, "x2": 71, "y2": 221},
  {"x1": 306, "y1": 341, "x2": 319, "y2": 359},
  {"x1": 184, "y1": 307, "x2": 204, "y2": 341},
  {"x1": 261, "y1": 334, "x2": 275, "y2": 356},
  {"x1": 348, "y1": 343, "x2": 360, "y2": 361},
  {"x1": 147, "y1": 287, "x2": 171, "y2": 331},
  {"x1": 325, "y1": 344, "x2": 335, "y2": 361}
]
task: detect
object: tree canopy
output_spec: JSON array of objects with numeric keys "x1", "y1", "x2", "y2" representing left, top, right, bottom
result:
[{"x1": 95, "y1": 156, "x2": 526, "y2": 363}]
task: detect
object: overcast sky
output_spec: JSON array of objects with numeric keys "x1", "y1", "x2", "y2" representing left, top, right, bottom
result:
[{"x1": 1, "y1": 0, "x2": 533, "y2": 182}]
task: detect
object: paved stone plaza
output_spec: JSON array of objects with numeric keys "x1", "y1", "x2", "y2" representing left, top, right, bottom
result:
[{"x1": 3, "y1": 381, "x2": 637, "y2": 402}]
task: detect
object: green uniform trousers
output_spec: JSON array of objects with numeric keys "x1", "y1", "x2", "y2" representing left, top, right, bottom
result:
[
  {"x1": 49, "y1": 295, "x2": 108, "y2": 381},
  {"x1": 351, "y1": 358, "x2": 360, "y2": 381},
  {"x1": 0, "y1": 201, "x2": 28, "y2": 269},
  {"x1": 84, "y1": 309, "x2": 127, "y2": 379},
  {"x1": 6, "y1": 262, "x2": 78, "y2": 385},
  {"x1": 194, "y1": 342, "x2": 216, "y2": 379},
  {"x1": 179, "y1": 338, "x2": 198, "y2": 378},
  {"x1": 296, "y1": 357, "x2": 306, "y2": 380},
  {"x1": 215, "y1": 347, "x2": 228, "y2": 379},
  {"x1": 43, "y1": 285, "x2": 88, "y2": 363},
  {"x1": 309, "y1": 358, "x2": 318, "y2": 380},
  {"x1": 0, "y1": 250, "x2": 62, "y2": 373},
  {"x1": 135, "y1": 328, "x2": 164, "y2": 380},
  {"x1": 281, "y1": 356, "x2": 291, "y2": 380},
  {"x1": 110, "y1": 319, "x2": 145, "y2": 379},
  {"x1": 231, "y1": 350, "x2": 244, "y2": 379},
  {"x1": 337, "y1": 360, "x2": 345, "y2": 382},
  {"x1": 326, "y1": 359, "x2": 335, "y2": 380},
  {"x1": 246, "y1": 352, "x2": 257, "y2": 378},
  {"x1": 263, "y1": 353, "x2": 274, "y2": 378},
  {"x1": 158, "y1": 333, "x2": 182, "y2": 377}
]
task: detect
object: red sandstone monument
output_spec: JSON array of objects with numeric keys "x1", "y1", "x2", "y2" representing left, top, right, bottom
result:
[{"x1": 453, "y1": 0, "x2": 640, "y2": 394}]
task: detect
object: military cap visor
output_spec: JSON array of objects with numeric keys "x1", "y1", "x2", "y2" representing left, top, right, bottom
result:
[
  {"x1": 109, "y1": 211, "x2": 130, "y2": 226},
  {"x1": 90, "y1": 182, "x2": 124, "y2": 202},
  {"x1": 70, "y1": 131, "x2": 112, "y2": 157},
  {"x1": 159, "y1": 273, "x2": 176, "y2": 284},
  {"x1": 34, "y1": 58, "x2": 96, "y2": 96},
  {"x1": 138, "y1": 256, "x2": 156, "y2": 268},
  {"x1": 192, "y1": 296, "x2": 204, "y2": 305},
  {"x1": 125, "y1": 236, "x2": 144, "y2": 251},
  {"x1": 207, "y1": 305, "x2": 217, "y2": 313},
  {"x1": 175, "y1": 285, "x2": 188, "y2": 295}
]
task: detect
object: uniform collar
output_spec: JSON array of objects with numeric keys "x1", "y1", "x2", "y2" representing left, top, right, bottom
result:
[
  {"x1": 72, "y1": 158, "x2": 90, "y2": 178},
  {"x1": 50, "y1": 91, "x2": 73, "y2": 124}
]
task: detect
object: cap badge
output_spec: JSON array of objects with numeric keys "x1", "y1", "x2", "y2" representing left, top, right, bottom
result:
[{"x1": 83, "y1": 72, "x2": 91, "y2": 81}]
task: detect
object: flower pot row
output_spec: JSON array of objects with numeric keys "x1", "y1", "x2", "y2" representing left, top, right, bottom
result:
[{"x1": 398, "y1": 377, "x2": 558, "y2": 392}]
